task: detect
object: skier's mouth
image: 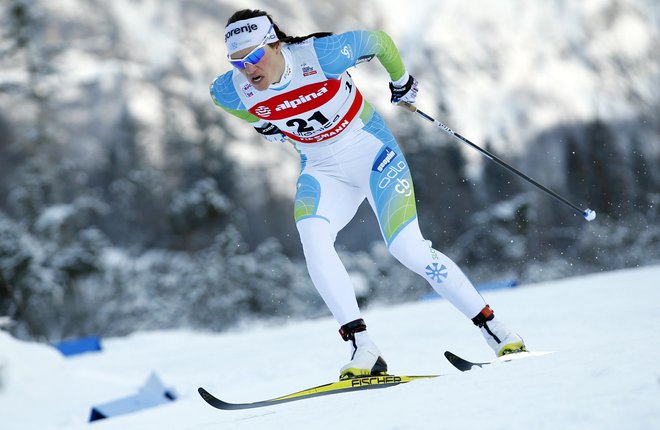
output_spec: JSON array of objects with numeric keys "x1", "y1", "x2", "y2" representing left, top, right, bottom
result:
[{"x1": 252, "y1": 75, "x2": 264, "y2": 84}]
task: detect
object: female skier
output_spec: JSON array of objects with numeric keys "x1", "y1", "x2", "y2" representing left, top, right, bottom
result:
[{"x1": 211, "y1": 9, "x2": 526, "y2": 379}]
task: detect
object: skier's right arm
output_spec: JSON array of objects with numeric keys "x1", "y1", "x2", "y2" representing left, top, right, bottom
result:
[{"x1": 210, "y1": 72, "x2": 287, "y2": 143}]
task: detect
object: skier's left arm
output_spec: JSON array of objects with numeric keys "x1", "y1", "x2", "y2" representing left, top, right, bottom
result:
[
  {"x1": 313, "y1": 30, "x2": 418, "y2": 105},
  {"x1": 210, "y1": 72, "x2": 288, "y2": 144}
]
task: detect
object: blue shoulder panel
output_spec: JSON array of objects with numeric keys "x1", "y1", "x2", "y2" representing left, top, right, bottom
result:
[
  {"x1": 210, "y1": 71, "x2": 245, "y2": 110},
  {"x1": 313, "y1": 31, "x2": 376, "y2": 79}
]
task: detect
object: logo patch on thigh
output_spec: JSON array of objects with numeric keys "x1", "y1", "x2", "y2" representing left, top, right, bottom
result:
[
  {"x1": 369, "y1": 148, "x2": 417, "y2": 244},
  {"x1": 294, "y1": 174, "x2": 321, "y2": 222}
]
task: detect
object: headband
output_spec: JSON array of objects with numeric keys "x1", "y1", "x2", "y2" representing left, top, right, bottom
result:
[{"x1": 225, "y1": 16, "x2": 278, "y2": 56}]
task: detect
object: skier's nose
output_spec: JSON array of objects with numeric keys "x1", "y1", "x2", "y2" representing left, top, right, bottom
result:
[{"x1": 245, "y1": 62, "x2": 258, "y2": 74}]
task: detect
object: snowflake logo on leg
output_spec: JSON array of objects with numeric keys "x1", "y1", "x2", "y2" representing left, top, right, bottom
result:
[{"x1": 425, "y1": 263, "x2": 448, "y2": 283}]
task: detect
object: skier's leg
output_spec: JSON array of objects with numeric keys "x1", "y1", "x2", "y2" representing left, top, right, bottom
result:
[
  {"x1": 294, "y1": 171, "x2": 386, "y2": 377},
  {"x1": 294, "y1": 170, "x2": 368, "y2": 324},
  {"x1": 361, "y1": 114, "x2": 525, "y2": 356},
  {"x1": 382, "y1": 205, "x2": 526, "y2": 356},
  {"x1": 388, "y1": 221, "x2": 486, "y2": 318},
  {"x1": 296, "y1": 216, "x2": 360, "y2": 324}
]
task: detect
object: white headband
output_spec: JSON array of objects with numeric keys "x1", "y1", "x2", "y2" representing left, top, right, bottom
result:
[{"x1": 225, "y1": 16, "x2": 278, "y2": 56}]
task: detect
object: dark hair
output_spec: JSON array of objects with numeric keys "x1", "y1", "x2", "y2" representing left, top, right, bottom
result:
[{"x1": 226, "y1": 9, "x2": 332, "y2": 44}]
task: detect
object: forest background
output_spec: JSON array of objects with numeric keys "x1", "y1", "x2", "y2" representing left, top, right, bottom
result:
[{"x1": 0, "y1": 0, "x2": 657, "y2": 341}]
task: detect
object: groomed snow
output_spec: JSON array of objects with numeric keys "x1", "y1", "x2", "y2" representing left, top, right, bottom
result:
[{"x1": 1, "y1": 265, "x2": 659, "y2": 429}]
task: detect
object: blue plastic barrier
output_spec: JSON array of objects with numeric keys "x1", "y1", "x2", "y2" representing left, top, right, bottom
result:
[
  {"x1": 89, "y1": 373, "x2": 176, "y2": 422},
  {"x1": 52, "y1": 336, "x2": 102, "y2": 357},
  {"x1": 474, "y1": 279, "x2": 518, "y2": 291}
]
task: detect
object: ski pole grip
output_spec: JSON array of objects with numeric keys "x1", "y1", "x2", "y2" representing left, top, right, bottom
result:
[{"x1": 397, "y1": 101, "x2": 418, "y2": 113}]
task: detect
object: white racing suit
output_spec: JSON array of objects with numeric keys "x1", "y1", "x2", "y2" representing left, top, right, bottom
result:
[{"x1": 211, "y1": 30, "x2": 486, "y2": 326}]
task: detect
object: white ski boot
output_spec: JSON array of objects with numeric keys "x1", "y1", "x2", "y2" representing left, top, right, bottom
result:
[
  {"x1": 472, "y1": 305, "x2": 526, "y2": 357},
  {"x1": 338, "y1": 319, "x2": 388, "y2": 380}
]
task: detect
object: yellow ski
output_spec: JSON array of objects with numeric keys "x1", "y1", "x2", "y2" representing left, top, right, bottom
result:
[{"x1": 199, "y1": 374, "x2": 440, "y2": 410}]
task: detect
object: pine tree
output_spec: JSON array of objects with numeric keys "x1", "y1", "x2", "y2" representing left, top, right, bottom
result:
[
  {"x1": 629, "y1": 135, "x2": 652, "y2": 211},
  {"x1": 481, "y1": 141, "x2": 520, "y2": 204},
  {"x1": 565, "y1": 133, "x2": 589, "y2": 203},
  {"x1": 585, "y1": 119, "x2": 630, "y2": 219}
]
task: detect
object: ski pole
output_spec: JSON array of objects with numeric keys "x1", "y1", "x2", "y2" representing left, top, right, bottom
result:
[{"x1": 398, "y1": 102, "x2": 596, "y2": 222}]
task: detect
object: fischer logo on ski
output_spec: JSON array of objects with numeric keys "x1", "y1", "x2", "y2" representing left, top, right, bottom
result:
[{"x1": 350, "y1": 375, "x2": 402, "y2": 387}]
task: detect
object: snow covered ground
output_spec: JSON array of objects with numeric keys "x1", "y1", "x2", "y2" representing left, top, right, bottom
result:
[{"x1": 1, "y1": 265, "x2": 659, "y2": 430}]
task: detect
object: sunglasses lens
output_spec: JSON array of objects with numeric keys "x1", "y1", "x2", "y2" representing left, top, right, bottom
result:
[
  {"x1": 230, "y1": 60, "x2": 246, "y2": 69},
  {"x1": 244, "y1": 47, "x2": 266, "y2": 65},
  {"x1": 229, "y1": 46, "x2": 267, "y2": 70}
]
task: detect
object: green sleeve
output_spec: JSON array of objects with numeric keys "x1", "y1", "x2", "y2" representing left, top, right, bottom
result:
[
  {"x1": 218, "y1": 104, "x2": 261, "y2": 124},
  {"x1": 371, "y1": 30, "x2": 407, "y2": 82}
]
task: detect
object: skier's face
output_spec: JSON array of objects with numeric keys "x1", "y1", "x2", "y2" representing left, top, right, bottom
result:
[{"x1": 232, "y1": 42, "x2": 285, "y2": 91}]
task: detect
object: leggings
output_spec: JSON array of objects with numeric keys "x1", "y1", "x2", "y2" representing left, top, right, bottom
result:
[{"x1": 294, "y1": 113, "x2": 485, "y2": 325}]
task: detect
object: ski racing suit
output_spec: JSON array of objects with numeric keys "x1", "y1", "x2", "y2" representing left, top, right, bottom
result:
[{"x1": 211, "y1": 30, "x2": 486, "y2": 326}]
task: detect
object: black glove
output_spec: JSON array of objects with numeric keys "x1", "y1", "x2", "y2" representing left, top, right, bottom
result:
[
  {"x1": 389, "y1": 75, "x2": 419, "y2": 105},
  {"x1": 254, "y1": 122, "x2": 287, "y2": 143}
]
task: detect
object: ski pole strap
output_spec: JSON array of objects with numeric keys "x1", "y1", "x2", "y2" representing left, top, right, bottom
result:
[
  {"x1": 339, "y1": 318, "x2": 367, "y2": 341},
  {"x1": 471, "y1": 305, "x2": 495, "y2": 327}
]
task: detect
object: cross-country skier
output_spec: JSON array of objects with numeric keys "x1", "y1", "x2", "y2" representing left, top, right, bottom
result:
[{"x1": 211, "y1": 9, "x2": 526, "y2": 380}]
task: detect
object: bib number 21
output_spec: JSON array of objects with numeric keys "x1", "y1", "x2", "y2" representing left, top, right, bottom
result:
[{"x1": 286, "y1": 111, "x2": 330, "y2": 133}]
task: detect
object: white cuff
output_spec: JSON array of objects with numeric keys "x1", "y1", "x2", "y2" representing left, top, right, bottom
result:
[{"x1": 391, "y1": 71, "x2": 410, "y2": 87}]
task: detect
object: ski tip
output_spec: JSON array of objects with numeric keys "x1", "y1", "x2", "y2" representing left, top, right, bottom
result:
[
  {"x1": 443, "y1": 350, "x2": 473, "y2": 372},
  {"x1": 443, "y1": 350, "x2": 460, "y2": 363},
  {"x1": 198, "y1": 387, "x2": 213, "y2": 402},
  {"x1": 444, "y1": 350, "x2": 490, "y2": 372},
  {"x1": 198, "y1": 387, "x2": 243, "y2": 410},
  {"x1": 444, "y1": 350, "x2": 468, "y2": 362}
]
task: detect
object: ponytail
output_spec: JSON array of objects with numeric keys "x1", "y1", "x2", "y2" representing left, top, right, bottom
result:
[{"x1": 279, "y1": 32, "x2": 333, "y2": 44}]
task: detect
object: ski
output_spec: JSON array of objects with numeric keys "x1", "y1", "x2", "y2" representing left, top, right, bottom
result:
[
  {"x1": 444, "y1": 350, "x2": 553, "y2": 372},
  {"x1": 198, "y1": 374, "x2": 440, "y2": 410}
]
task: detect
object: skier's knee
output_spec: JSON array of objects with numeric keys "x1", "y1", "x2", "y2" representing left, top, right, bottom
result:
[{"x1": 296, "y1": 217, "x2": 337, "y2": 259}]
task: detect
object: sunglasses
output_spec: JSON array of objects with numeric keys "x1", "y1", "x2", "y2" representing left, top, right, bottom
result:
[{"x1": 227, "y1": 24, "x2": 274, "y2": 70}]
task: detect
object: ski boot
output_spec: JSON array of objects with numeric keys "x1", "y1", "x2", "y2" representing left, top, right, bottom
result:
[
  {"x1": 472, "y1": 305, "x2": 526, "y2": 356},
  {"x1": 338, "y1": 318, "x2": 388, "y2": 380}
]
